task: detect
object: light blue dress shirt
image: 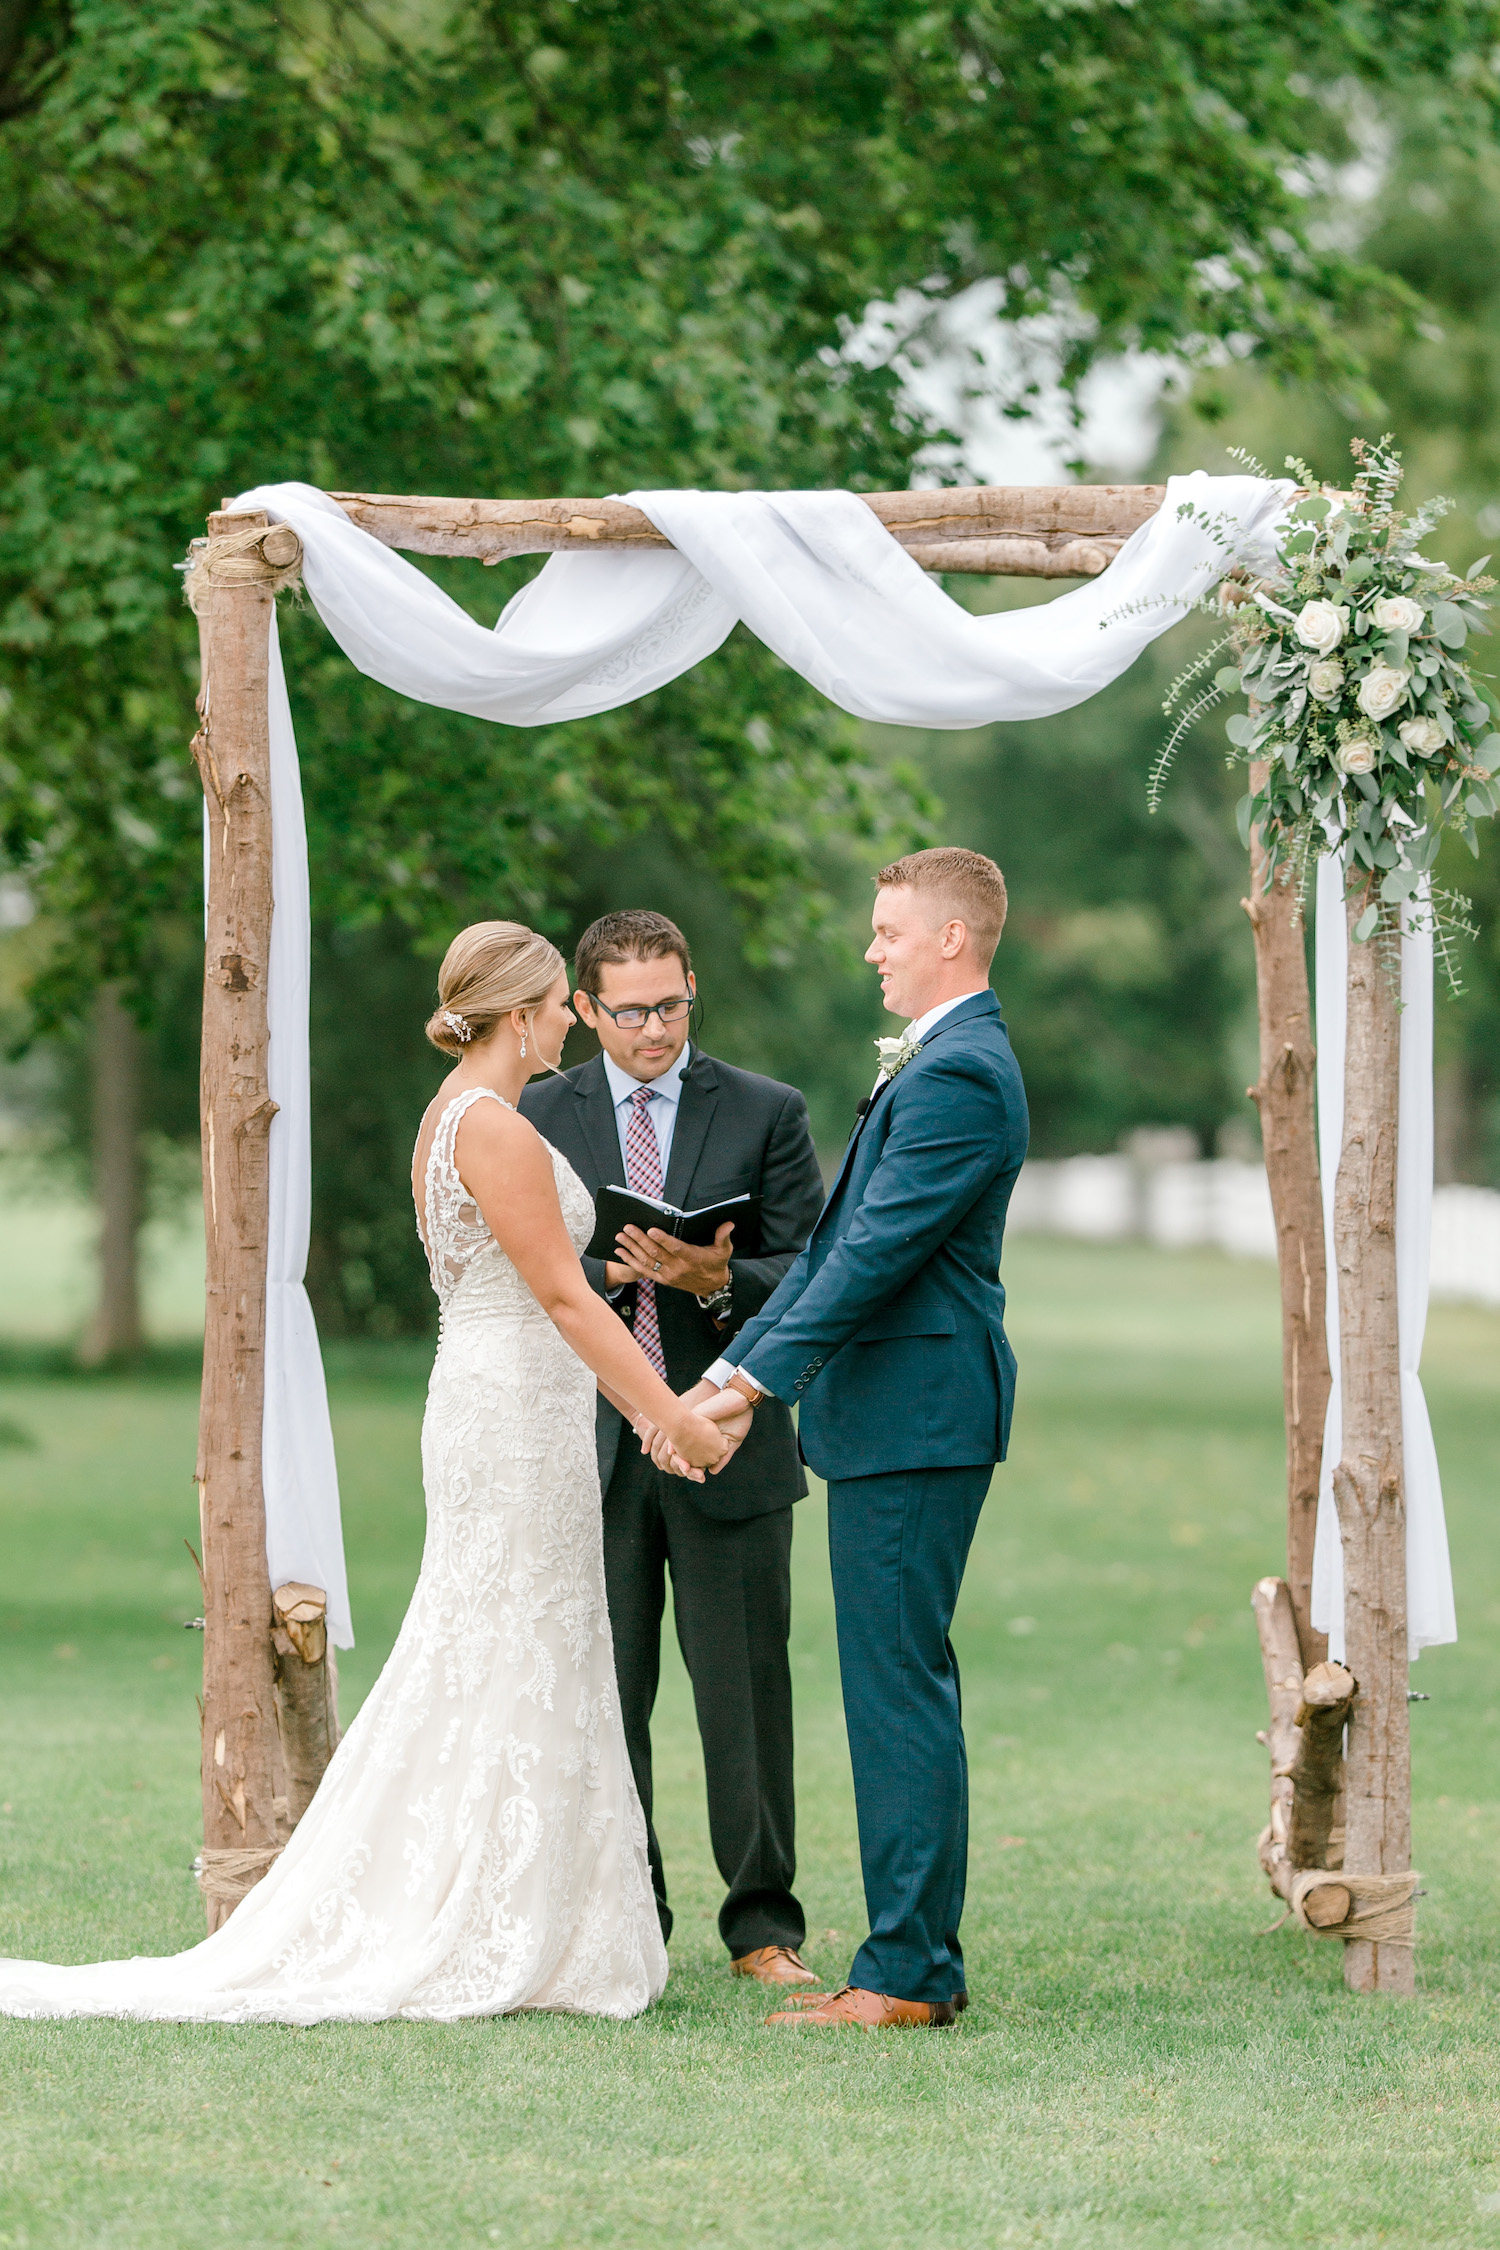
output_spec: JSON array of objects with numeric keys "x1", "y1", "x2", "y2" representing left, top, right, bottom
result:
[{"x1": 600, "y1": 1044, "x2": 693, "y2": 1185}]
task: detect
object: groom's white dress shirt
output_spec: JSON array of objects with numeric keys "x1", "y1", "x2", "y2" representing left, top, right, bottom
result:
[{"x1": 702, "y1": 991, "x2": 987, "y2": 1397}]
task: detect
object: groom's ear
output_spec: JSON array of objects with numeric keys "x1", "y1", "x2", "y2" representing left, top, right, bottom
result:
[{"x1": 574, "y1": 988, "x2": 598, "y2": 1028}]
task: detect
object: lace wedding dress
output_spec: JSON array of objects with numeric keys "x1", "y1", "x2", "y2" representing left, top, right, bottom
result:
[{"x1": 0, "y1": 1086, "x2": 668, "y2": 2023}]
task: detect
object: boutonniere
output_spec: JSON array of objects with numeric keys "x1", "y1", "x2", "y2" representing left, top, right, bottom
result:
[{"x1": 874, "y1": 1032, "x2": 923, "y2": 1082}]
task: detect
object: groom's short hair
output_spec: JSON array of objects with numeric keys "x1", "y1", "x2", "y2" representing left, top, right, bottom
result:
[
  {"x1": 574, "y1": 909, "x2": 693, "y2": 993},
  {"x1": 876, "y1": 847, "x2": 1008, "y2": 967}
]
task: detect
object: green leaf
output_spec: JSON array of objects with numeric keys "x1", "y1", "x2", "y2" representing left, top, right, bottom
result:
[
  {"x1": 1478, "y1": 735, "x2": 1500, "y2": 774},
  {"x1": 1469, "y1": 557, "x2": 1492, "y2": 581},
  {"x1": 1235, "y1": 793, "x2": 1256, "y2": 849},
  {"x1": 1430, "y1": 602, "x2": 1469, "y2": 648},
  {"x1": 1381, "y1": 869, "x2": 1420, "y2": 903},
  {"x1": 1214, "y1": 668, "x2": 1242, "y2": 694},
  {"x1": 1382, "y1": 629, "x2": 1410, "y2": 669},
  {"x1": 1224, "y1": 713, "x2": 1258, "y2": 749},
  {"x1": 1353, "y1": 905, "x2": 1380, "y2": 942}
]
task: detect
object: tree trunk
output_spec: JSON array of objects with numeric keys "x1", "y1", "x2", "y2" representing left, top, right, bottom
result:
[
  {"x1": 1332, "y1": 893, "x2": 1414, "y2": 1996},
  {"x1": 1243, "y1": 763, "x2": 1331, "y2": 1668},
  {"x1": 77, "y1": 983, "x2": 144, "y2": 1365},
  {"x1": 189, "y1": 510, "x2": 285, "y2": 1932}
]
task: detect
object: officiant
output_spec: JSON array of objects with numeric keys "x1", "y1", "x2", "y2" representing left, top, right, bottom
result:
[{"x1": 520, "y1": 909, "x2": 826, "y2": 1990}]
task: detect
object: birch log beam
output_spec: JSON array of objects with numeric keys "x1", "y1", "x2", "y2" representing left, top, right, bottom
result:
[
  {"x1": 326, "y1": 482, "x2": 1166, "y2": 578},
  {"x1": 1332, "y1": 895, "x2": 1414, "y2": 1996},
  {"x1": 188, "y1": 510, "x2": 292, "y2": 1931},
  {"x1": 1243, "y1": 760, "x2": 1331, "y2": 1668}
]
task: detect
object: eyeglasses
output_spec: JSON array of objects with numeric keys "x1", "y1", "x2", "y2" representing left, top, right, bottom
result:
[{"x1": 586, "y1": 993, "x2": 693, "y2": 1031}]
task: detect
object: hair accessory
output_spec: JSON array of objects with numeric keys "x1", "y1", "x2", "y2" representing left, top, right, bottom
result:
[{"x1": 442, "y1": 1008, "x2": 472, "y2": 1045}]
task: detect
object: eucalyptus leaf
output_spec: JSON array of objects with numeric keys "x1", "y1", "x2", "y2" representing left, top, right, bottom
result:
[
  {"x1": 1224, "y1": 713, "x2": 1256, "y2": 748},
  {"x1": 1381, "y1": 868, "x2": 1420, "y2": 903},
  {"x1": 1478, "y1": 734, "x2": 1500, "y2": 773},
  {"x1": 1214, "y1": 667, "x2": 1243, "y2": 693},
  {"x1": 1235, "y1": 794, "x2": 1256, "y2": 849},
  {"x1": 1469, "y1": 557, "x2": 1492, "y2": 581},
  {"x1": 1353, "y1": 904, "x2": 1379, "y2": 942},
  {"x1": 1431, "y1": 601, "x2": 1468, "y2": 648}
]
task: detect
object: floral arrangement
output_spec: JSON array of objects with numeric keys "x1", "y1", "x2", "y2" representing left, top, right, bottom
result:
[{"x1": 1152, "y1": 438, "x2": 1498, "y2": 989}]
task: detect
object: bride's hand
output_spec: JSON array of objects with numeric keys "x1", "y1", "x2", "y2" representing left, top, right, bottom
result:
[{"x1": 663, "y1": 1407, "x2": 729, "y2": 1476}]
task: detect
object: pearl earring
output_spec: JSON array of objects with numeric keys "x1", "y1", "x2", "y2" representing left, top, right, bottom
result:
[{"x1": 520, "y1": 1031, "x2": 527, "y2": 1058}]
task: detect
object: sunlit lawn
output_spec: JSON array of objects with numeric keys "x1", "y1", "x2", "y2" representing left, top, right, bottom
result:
[{"x1": 1, "y1": 1237, "x2": 1499, "y2": 2248}]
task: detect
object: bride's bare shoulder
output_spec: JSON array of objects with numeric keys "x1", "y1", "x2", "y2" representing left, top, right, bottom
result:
[{"x1": 453, "y1": 1090, "x2": 551, "y2": 1177}]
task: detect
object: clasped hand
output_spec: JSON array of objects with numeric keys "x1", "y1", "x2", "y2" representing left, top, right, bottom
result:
[{"x1": 634, "y1": 1379, "x2": 754, "y2": 1480}]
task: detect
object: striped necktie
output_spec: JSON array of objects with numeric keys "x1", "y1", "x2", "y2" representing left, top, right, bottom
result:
[{"x1": 624, "y1": 1085, "x2": 668, "y2": 1380}]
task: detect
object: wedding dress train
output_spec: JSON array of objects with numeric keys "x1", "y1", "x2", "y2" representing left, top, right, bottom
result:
[{"x1": 0, "y1": 1087, "x2": 668, "y2": 2023}]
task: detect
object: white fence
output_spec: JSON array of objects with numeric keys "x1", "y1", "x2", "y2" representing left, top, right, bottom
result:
[{"x1": 1009, "y1": 1155, "x2": 1500, "y2": 1309}]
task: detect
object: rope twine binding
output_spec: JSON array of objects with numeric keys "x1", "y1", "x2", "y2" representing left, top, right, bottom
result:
[
  {"x1": 1290, "y1": 1867, "x2": 1419, "y2": 1947},
  {"x1": 180, "y1": 519, "x2": 304, "y2": 612},
  {"x1": 193, "y1": 1843, "x2": 284, "y2": 1906}
]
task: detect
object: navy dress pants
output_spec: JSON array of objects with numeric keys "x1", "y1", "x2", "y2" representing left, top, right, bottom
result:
[{"x1": 825, "y1": 1462, "x2": 992, "y2": 2004}]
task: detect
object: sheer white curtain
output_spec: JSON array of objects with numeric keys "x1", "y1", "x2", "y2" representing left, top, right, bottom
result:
[{"x1": 218, "y1": 469, "x2": 1451, "y2": 1661}]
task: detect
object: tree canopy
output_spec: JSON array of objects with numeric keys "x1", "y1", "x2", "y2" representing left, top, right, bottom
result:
[{"x1": 4, "y1": 0, "x2": 1498, "y2": 1024}]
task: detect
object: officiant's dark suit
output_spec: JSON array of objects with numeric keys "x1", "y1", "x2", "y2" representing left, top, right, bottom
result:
[{"x1": 520, "y1": 1037, "x2": 825, "y2": 1962}]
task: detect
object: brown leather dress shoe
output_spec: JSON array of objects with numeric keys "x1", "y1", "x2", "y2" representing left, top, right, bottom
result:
[
  {"x1": 765, "y1": 1985, "x2": 956, "y2": 2028},
  {"x1": 731, "y1": 1944, "x2": 822, "y2": 1988}
]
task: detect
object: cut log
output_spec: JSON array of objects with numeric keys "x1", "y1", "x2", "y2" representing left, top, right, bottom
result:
[
  {"x1": 1301, "y1": 1881, "x2": 1354, "y2": 1928},
  {"x1": 271, "y1": 1582, "x2": 341, "y2": 1828},
  {"x1": 1288, "y1": 1660, "x2": 1355, "y2": 1872},
  {"x1": 1332, "y1": 891, "x2": 1414, "y2": 1996},
  {"x1": 1243, "y1": 762, "x2": 1331, "y2": 1668},
  {"x1": 1252, "y1": 1577, "x2": 1304, "y2": 1901},
  {"x1": 188, "y1": 509, "x2": 292, "y2": 1930},
  {"x1": 325, "y1": 482, "x2": 1166, "y2": 577}
]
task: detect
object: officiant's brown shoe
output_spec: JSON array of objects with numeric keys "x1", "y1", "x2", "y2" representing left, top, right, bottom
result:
[
  {"x1": 765, "y1": 1985, "x2": 956, "y2": 2029},
  {"x1": 731, "y1": 1944, "x2": 821, "y2": 1988}
]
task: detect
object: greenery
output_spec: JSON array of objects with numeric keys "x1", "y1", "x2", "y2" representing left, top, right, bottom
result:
[
  {"x1": 1146, "y1": 438, "x2": 1499, "y2": 990},
  {"x1": 3, "y1": 1240, "x2": 1500, "y2": 2245},
  {"x1": 6, "y1": 8, "x2": 1500, "y2": 1330},
  {"x1": 5, "y1": 0, "x2": 1498, "y2": 1003}
]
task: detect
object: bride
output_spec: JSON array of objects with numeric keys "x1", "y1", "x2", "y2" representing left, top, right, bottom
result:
[{"x1": 0, "y1": 920, "x2": 740, "y2": 2024}]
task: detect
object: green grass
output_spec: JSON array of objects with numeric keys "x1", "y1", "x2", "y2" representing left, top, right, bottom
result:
[{"x1": 2, "y1": 1237, "x2": 1499, "y2": 2248}]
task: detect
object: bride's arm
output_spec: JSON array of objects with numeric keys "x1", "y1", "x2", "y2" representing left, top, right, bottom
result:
[{"x1": 456, "y1": 1103, "x2": 727, "y2": 1474}]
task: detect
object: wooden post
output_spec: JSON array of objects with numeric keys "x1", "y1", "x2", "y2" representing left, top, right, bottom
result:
[
  {"x1": 1331, "y1": 892, "x2": 1414, "y2": 1995},
  {"x1": 188, "y1": 508, "x2": 294, "y2": 1930},
  {"x1": 1243, "y1": 759, "x2": 1332, "y2": 1668}
]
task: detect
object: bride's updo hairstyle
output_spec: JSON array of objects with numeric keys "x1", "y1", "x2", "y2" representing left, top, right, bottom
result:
[{"x1": 424, "y1": 921, "x2": 566, "y2": 1058}]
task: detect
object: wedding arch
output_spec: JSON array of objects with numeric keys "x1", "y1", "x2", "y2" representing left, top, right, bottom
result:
[{"x1": 179, "y1": 472, "x2": 1454, "y2": 1996}]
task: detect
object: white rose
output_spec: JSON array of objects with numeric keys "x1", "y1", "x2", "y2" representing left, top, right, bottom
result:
[
  {"x1": 1339, "y1": 738, "x2": 1377, "y2": 775},
  {"x1": 1295, "y1": 599, "x2": 1347, "y2": 654},
  {"x1": 1307, "y1": 658, "x2": 1345, "y2": 702},
  {"x1": 1398, "y1": 715, "x2": 1446, "y2": 755},
  {"x1": 1371, "y1": 595, "x2": 1425, "y2": 636},
  {"x1": 1357, "y1": 664, "x2": 1410, "y2": 722}
]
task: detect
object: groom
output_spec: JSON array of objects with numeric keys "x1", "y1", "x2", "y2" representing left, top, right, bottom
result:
[{"x1": 684, "y1": 847, "x2": 1028, "y2": 2029}]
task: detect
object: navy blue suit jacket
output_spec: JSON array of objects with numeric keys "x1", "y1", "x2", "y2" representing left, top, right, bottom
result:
[{"x1": 720, "y1": 990, "x2": 1029, "y2": 1482}]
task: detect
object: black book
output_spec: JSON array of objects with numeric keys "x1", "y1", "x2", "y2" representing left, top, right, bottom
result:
[{"x1": 584, "y1": 1184, "x2": 762, "y2": 1262}]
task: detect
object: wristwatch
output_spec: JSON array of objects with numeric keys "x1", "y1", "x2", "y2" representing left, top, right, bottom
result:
[
  {"x1": 725, "y1": 1370, "x2": 768, "y2": 1408},
  {"x1": 695, "y1": 1281, "x2": 734, "y2": 1323}
]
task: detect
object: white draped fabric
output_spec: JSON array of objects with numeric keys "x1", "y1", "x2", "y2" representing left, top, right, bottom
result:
[
  {"x1": 1310, "y1": 854, "x2": 1456, "y2": 1658},
  {"x1": 223, "y1": 470, "x2": 1452, "y2": 1658}
]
